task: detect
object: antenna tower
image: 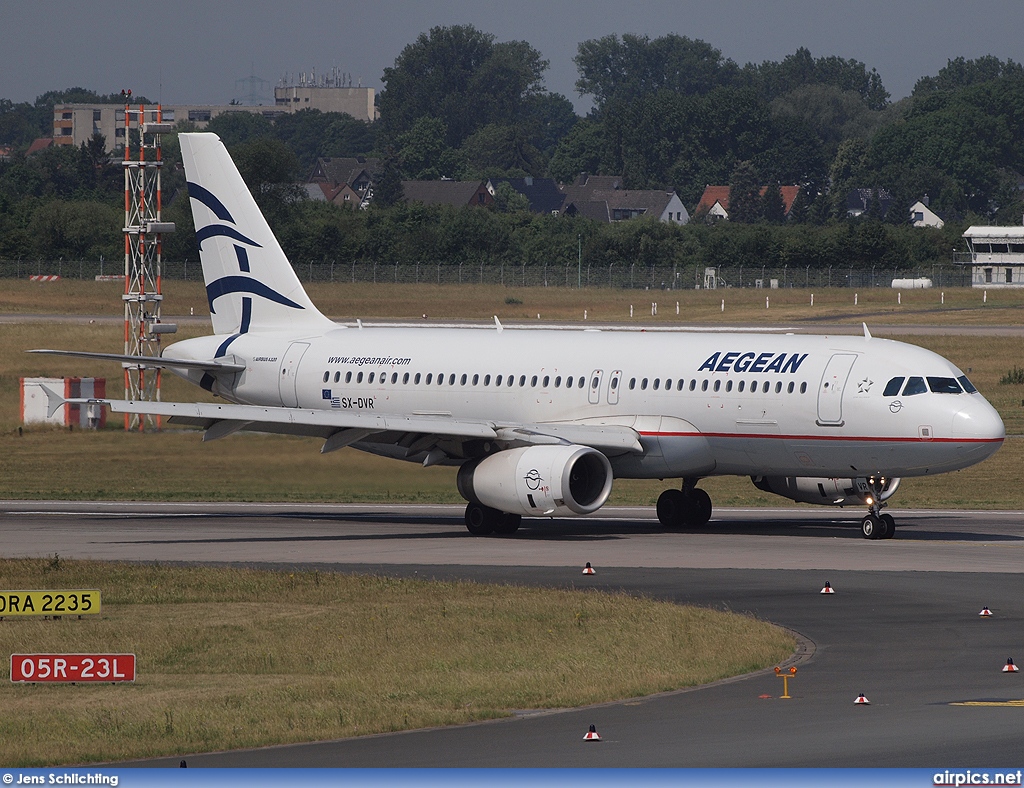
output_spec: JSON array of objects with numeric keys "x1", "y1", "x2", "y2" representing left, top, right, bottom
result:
[{"x1": 122, "y1": 97, "x2": 176, "y2": 430}]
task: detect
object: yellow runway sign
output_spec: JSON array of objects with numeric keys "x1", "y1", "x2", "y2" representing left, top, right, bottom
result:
[{"x1": 0, "y1": 590, "x2": 101, "y2": 616}]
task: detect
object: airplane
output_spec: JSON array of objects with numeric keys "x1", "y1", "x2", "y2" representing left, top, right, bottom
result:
[{"x1": 32, "y1": 132, "x2": 1006, "y2": 540}]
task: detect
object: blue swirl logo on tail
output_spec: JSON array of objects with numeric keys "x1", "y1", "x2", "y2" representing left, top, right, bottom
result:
[{"x1": 188, "y1": 181, "x2": 305, "y2": 329}]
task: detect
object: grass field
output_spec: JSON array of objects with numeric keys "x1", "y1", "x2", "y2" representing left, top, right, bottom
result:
[
  {"x1": 2, "y1": 282, "x2": 1023, "y2": 508},
  {"x1": 0, "y1": 558, "x2": 795, "y2": 766}
]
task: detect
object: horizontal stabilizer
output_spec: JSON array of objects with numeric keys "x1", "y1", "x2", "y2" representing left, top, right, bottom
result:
[{"x1": 28, "y1": 349, "x2": 246, "y2": 373}]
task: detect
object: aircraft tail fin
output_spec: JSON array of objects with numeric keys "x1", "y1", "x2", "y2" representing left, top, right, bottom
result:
[{"x1": 179, "y1": 133, "x2": 333, "y2": 336}]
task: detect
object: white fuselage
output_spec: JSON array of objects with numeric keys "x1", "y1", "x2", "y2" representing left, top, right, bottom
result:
[{"x1": 165, "y1": 324, "x2": 1005, "y2": 481}]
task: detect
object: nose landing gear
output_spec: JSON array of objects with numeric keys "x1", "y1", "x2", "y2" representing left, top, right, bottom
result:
[{"x1": 861, "y1": 504, "x2": 896, "y2": 539}]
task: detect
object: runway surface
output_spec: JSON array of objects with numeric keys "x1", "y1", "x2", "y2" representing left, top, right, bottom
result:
[{"x1": 3, "y1": 501, "x2": 1024, "y2": 767}]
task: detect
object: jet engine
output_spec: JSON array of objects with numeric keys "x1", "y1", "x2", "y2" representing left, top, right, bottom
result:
[
  {"x1": 457, "y1": 445, "x2": 613, "y2": 517},
  {"x1": 751, "y1": 475, "x2": 901, "y2": 507}
]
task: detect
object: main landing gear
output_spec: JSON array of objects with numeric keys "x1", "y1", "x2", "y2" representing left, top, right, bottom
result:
[
  {"x1": 860, "y1": 504, "x2": 896, "y2": 540},
  {"x1": 656, "y1": 481, "x2": 713, "y2": 529},
  {"x1": 464, "y1": 502, "x2": 522, "y2": 536}
]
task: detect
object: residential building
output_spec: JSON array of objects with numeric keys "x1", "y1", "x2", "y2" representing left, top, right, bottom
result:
[
  {"x1": 909, "y1": 198, "x2": 944, "y2": 229},
  {"x1": 53, "y1": 104, "x2": 287, "y2": 152},
  {"x1": 309, "y1": 156, "x2": 379, "y2": 208},
  {"x1": 562, "y1": 174, "x2": 689, "y2": 224},
  {"x1": 695, "y1": 184, "x2": 800, "y2": 221},
  {"x1": 402, "y1": 180, "x2": 494, "y2": 209},
  {"x1": 487, "y1": 177, "x2": 567, "y2": 214}
]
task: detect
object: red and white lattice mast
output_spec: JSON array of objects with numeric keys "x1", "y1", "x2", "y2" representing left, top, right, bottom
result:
[{"x1": 122, "y1": 94, "x2": 175, "y2": 430}]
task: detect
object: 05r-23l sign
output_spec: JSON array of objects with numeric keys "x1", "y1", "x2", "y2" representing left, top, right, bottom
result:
[
  {"x1": 0, "y1": 590, "x2": 101, "y2": 616},
  {"x1": 11, "y1": 654, "x2": 136, "y2": 682}
]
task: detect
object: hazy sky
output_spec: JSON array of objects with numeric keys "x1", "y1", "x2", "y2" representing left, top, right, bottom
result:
[{"x1": 2, "y1": 0, "x2": 1021, "y2": 113}]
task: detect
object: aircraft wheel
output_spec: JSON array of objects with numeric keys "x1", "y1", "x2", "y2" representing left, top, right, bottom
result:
[
  {"x1": 493, "y1": 512, "x2": 522, "y2": 535},
  {"x1": 861, "y1": 515, "x2": 881, "y2": 539},
  {"x1": 880, "y1": 513, "x2": 896, "y2": 539},
  {"x1": 465, "y1": 502, "x2": 497, "y2": 536},
  {"x1": 656, "y1": 489, "x2": 687, "y2": 528},
  {"x1": 690, "y1": 488, "x2": 713, "y2": 527}
]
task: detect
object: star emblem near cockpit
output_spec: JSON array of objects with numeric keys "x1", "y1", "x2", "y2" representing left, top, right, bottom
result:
[{"x1": 858, "y1": 377, "x2": 874, "y2": 393}]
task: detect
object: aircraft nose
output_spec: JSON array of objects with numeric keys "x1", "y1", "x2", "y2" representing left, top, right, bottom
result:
[{"x1": 952, "y1": 401, "x2": 1005, "y2": 441}]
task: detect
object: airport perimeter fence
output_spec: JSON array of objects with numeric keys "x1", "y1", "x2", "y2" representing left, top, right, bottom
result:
[{"x1": 0, "y1": 258, "x2": 974, "y2": 290}]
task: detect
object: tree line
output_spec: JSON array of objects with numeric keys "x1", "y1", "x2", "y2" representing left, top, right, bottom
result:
[{"x1": 0, "y1": 31, "x2": 1022, "y2": 278}]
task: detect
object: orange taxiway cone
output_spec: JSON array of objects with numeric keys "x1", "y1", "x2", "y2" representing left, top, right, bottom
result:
[
  {"x1": 854, "y1": 693, "x2": 870, "y2": 705},
  {"x1": 584, "y1": 724, "x2": 601, "y2": 741},
  {"x1": 1004, "y1": 658, "x2": 1019, "y2": 673},
  {"x1": 980, "y1": 606, "x2": 993, "y2": 617},
  {"x1": 582, "y1": 562, "x2": 596, "y2": 575},
  {"x1": 820, "y1": 582, "x2": 834, "y2": 594}
]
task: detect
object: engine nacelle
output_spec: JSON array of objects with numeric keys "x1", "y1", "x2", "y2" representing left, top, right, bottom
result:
[
  {"x1": 457, "y1": 445, "x2": 613, "y2": 517},
  {"x1": 751, "y1": 476, "x2": 901, "y2": 507}
]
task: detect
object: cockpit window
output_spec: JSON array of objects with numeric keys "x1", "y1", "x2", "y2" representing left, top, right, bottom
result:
[
  {"x1": 902, "y1": 376, "x2": 927, "y2": 396},
  {"x1": 958, "y1": 375, "x2": 978, "y2": 394},
  {"x1": 883, "y1": 377, "x2": 904, "y2": 396},
  {"x1": 928, "y1": 376, "x2": 962, "y2": 394}
]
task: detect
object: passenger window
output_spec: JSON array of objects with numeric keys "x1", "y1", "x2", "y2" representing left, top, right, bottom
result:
[
  {"x1": 519, "y1": 375, "x2": 526, "y2": 387},
  {"x1": 883, "y1": 377, "x2": 904, "y2": 396},
  {"x1": 676, "y1": 379, "x2": 684, "y2": 391},
  {"x1": 531, "y1": 375, "x2": 538, "y2": 387},
  {"x1": 928, "y1": 377, "x2": 962, "y2": 394},
  {"x1": 641, "y1": 378, "x2": 648, "y2": 390},
  {"x1": 775, "y1": 382, "x2": 782, "y2": 393},
  {"x1": 323, "y1": 371, "x2": 329, "y2": 383},
  {"x1": 653, "y1": 379, "x2": 660, "y2": 391},
  {"x1": 689, "y1": 380, "x2": 696, "y2": 391},
  {"x1": 472, "y1": 374, "x2": 479, "y2": 386},
  {"x1": 368, "y1": 372, "x2": 375, "y2": 384},
  {"x1": 495, "y1": 375, "x2": 502, "y2": 386},
  {"x1": 800, "y1": 382, "x2": 807, "y2": 394},
  {"x1": 592, "y1": 376, "x2": 599, "y2": 390},
  {"x1": 356, "y1": 372, "x2": 363, "y2": 383},
  {"x1": 554, "y1": 376, "x2": 561, "y2": 387},
  {"x1": 484, "y1": 374, "x2": 490, "y2": 386},
  {"x1": 726, "y1": 380, "x2": 733, "y2": 392},
  {"x1": 403, "y1": 373, "x2": 409, "y2": 384},
  {"x1": 543, "y1": 375, "x2": 550, "y2": 387},
  {"x1": 414, "y1": 373, "x2": 421, "y2": 384},
  {"x1": 738, "y1": 381, "x2": 745, "y2": 392},
  {"x1": 426, "y1": 373, "x2": 433, "y2": 384},
  {"x1": 610, "y1": 376, "x2": 618, "y2": 389},
  {"x1": 578, "y1": 377, "x2": 585, "y2": 389},
  {"x1": 787, "y1": 382, "x2": 794, "y2": 394},
  {"x1": 958, "y1": 375, "x2": 978, "y2": 394},
  {"x1": 461, "y1": 374, "x2": 468, "y2": 386},
  {"x1": 345, "y1": 371, "x2": 352, "y2": 383},
  {"x1": 713, "y1": 380, "x2": 721, "y2": 392},
  {"x1": 334, "y1": 371, "x2": 341, "y2": 383},
  {"x1": 762, "y1": 381, "x2": 770, "y2": 393},
  {"x1": 902, "y1": 377, "x2": 927, "y2": 396},
  {"x1": 391, "y1": 372, "x2": 398, "y2": 384},
  {"x1": 449, "y1": 374, "x2": 456, "y2": 386},
  {"x1": 701, "y1": 380, "x2": 708, "y2": 392},
  {"x1": 629, "y1": 378, "x2": 636, "y2": 390},
  {"x1": 750, "y1": 380, "x2": 757, "y2": 392}
]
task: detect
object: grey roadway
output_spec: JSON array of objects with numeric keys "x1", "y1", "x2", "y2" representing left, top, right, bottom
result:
[{"x1": 3, "y1": 502, "x2": 1024, "y2": 767}]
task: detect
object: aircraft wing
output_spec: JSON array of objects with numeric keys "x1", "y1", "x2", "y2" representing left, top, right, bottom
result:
[
  {"x1": 39, "y1": 388, "x2": 643, "y2": 458},
  {"x1": 28, "y1": 349, "x2": 246, "y2": 374}
]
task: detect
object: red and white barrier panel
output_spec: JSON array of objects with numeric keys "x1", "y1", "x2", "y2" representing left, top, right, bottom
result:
[
  {"x1": 11, "y1": 653, "x2": 135, "y2": 683},
  {"x1": 20, "y1": 377, "x2": 107, "y2": 428},
  {"x1": 28, "y1": 275, "x2": 61, "y2": 282}
]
